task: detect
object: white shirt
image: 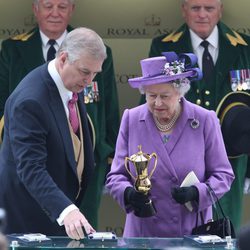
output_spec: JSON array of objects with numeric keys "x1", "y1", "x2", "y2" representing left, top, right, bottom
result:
[
  {"x1": 189, "y1": 26, "x2": 219, "y2": 70},
  {"x1": 48, "y1": 59, "x2": 74, "y2": 117},
  {"x1": 48, "y1": 60, "x2": 78, "y2": 226},
  {"x1": 40, "y1": 30, "x2": 67, "y2": 61}
]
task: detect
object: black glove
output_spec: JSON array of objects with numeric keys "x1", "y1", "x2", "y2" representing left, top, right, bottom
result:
[
  {"x1": 171, "y1": 186, "x2": 199, "y2": 204},
  {"x1": 124, "y1": 187, "x2": 149, "y2": 210}
]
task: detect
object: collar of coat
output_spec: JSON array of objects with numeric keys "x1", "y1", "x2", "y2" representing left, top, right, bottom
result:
[
  {"x1": 162, "y1": 22, "x2": 248, "y2": 47},
  {"x1": 11, "y1": 25, "x2": 74, "y2": 42}
]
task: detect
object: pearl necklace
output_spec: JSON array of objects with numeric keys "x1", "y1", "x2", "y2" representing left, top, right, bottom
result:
[{"x1": 153, "y1": 106, "x2": 181, "y2": 132}]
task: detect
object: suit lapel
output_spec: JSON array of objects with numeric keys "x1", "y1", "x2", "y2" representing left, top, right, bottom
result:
[
  {"x1": 166, "y1": 99, "x2": 193, "y2": 154},
  {"x1": 43, "y1": 65, "x2": 94, "y2": 188},
  {"x1": 43, "y1": 67, "x2": 76, "y2": 173},
  {"x1": 141, "y1": 100, "x2": 195, "y2": 178},
  {"x1": 142, "y1": 107, "x2": 178, "y2": 178}
]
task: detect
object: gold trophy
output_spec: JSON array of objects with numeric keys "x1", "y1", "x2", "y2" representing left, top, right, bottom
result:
[{"x1": 125, "y1": 145, "x2": 157, "y2": 217}]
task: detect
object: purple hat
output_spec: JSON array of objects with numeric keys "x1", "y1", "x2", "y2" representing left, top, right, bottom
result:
[{"x1": 128, "y1": 52, "x2": 202, "y2": 88}]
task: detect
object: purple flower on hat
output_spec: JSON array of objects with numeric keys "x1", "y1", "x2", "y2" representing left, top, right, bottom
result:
[
  {"x1": 163, "y1": 60, "x2": 191, "y2": 87},
  {"x1": 163, "y1": 60, "x2": 185, "y2": 76}
]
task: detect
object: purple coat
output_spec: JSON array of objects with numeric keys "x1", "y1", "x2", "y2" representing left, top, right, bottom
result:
[{"x1": 106, "y1": 98, "x2": 234, "y2": 237}]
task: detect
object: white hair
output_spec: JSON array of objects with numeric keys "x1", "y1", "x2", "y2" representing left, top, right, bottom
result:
[
  {"x1": 33, "y1": 0, "x2": 75, "y2": 5},
  {"x1": 139, "y1": 80, "x2": 191, "y2": 97},
  {"x1": 182, "y1": 0, "x2": 221, "y2": 2},
  {"x1": 57, "y1": 27, "x2": 107, "y2": 63},
  {"x1": 172, "y1": 80, "x2": 191, "y2": 96}
]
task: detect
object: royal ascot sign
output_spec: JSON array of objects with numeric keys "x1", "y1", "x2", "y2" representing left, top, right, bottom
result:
[
  {"x1": 0, "y1": 14, "x2": 36, "y2": 39},
  {"x1": 0, "y1": 0, "x2": 250, "y2": 40},
  {"x1": 102, "y1": 14, "x2": 175, "y2": 38},
  {"x1": 71, "y1": 0, "x2": 183, "y2": 39},
  {"x1": 0, "y1": 13, "x2": 177, "y2": 39}
]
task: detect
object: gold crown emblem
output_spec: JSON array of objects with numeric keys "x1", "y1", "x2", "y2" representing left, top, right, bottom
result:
[{"x1": 144, "y1": 14, "x2": 161, "y2": 26}]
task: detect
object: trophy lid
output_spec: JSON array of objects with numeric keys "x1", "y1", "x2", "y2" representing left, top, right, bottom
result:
[{"x1": 130, "y1": 145, "x2": 150, "y2": 162}]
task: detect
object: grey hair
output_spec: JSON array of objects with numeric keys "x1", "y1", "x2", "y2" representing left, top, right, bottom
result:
[
  {"x1": 182, "y1": 0, "x2": 221, "y2": 3},
  {"x1": 33, "y1": 0, "x2": 75, "y2": 4},
  {"x1": 139, "y1": 80, "x2": 190, "y2": 97},
  {"x1": 172, "y1": 80, "x2": 191, "y2": 96},
  {"x1": 57, "y1": 27, "x2": 107, "y2": 63}
]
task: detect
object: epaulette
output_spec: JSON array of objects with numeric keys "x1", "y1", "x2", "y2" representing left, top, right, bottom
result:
[
  {"x1": 11, "y1": 31, "x2": 35, "y2": 42},
  {"x1": 226, "y1": 30, "x2": 248, "y2": 46},
  {"x1": 162, "y1": 31, "x2": 183, "y2": 43}
]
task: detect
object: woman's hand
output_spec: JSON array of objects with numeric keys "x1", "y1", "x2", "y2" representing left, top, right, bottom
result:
[
  {"x1": 124, "y1": 187, "x2": 149, "y2": 210},
  {"x1": 171, "y1": 186, "x2": 199, "y2": 204}
]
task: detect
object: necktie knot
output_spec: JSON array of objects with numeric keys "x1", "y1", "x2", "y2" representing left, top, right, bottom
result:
[
  {"x1": 48, "y1": 39, "x2": 56, "y2": 46},
  {"x1": 69, "y1": 92, "x2": 78, "y2": 105},
  {"x1": 68, "y1": 93, "x2": 79, "y2": 134},
  {"x1": 201, "y1": 40, "x2": 209, "y2": 49}
]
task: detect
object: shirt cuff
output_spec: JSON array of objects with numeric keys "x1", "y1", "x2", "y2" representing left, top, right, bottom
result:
[{"x1": 56, "y1": 204, "x2": 78, "y2": 226}]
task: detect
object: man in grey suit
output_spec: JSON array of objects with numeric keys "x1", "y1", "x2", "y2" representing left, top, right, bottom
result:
[{"x1": 0, "y1": 27, "x2": 106, "y2": 240}]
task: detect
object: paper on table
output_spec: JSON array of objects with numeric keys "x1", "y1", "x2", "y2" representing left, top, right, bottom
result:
[{"x1": 180, "y1": 171, "x2": 200, "y2": 212}]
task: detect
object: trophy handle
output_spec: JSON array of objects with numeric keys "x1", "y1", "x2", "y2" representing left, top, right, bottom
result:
[
  {"x1": 124, "y1": 157, "x2": 137, "y2": 181},
  {"x1": 148, "y1": 153, "x2": 157, "y2": 179}
]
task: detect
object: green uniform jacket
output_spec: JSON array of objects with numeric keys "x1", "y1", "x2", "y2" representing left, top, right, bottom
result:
[
  {"x1": 148, "y1": 22, "x2": 250, "y2": 232},
  {"x1": 0, "y1": 26, "x2": 120, "y2": 228}
]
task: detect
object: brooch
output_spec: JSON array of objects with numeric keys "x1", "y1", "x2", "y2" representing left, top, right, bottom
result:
[{"x1": 190, "y1": 119, "x2": 199, "y2": 129}]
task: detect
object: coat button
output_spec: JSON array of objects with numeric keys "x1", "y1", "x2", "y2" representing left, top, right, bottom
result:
[
  {"x1": 205, "y1": 101, "x2": 210, "y2": 107},
  {"x1": 172, "y1": 216, "x2": 178, "y2": 223},
  {"x1": 205, "y1": 90, "x2": 210, "y2": 95},
  {"x1": 196, "y1": 99, "x2": 201, "y2": 105}
]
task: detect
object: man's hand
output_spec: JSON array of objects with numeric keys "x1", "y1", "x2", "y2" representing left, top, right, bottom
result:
[{"x1": 63, "y1": 209, "x2": 95, "y2": 240}]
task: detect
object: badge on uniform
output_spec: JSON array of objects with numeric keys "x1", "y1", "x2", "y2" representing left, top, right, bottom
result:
[
  {"x1": 230, "y1": 69, "x2": 250, "y2": 91},
  {"x1": 84, "y1": 81, "x2": 99, "y2": 104}
]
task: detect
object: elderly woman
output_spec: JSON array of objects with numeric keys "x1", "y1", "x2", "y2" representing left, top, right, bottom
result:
[{"x1": 105, "y1": 52, "x2": 234, "y2": 237}]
